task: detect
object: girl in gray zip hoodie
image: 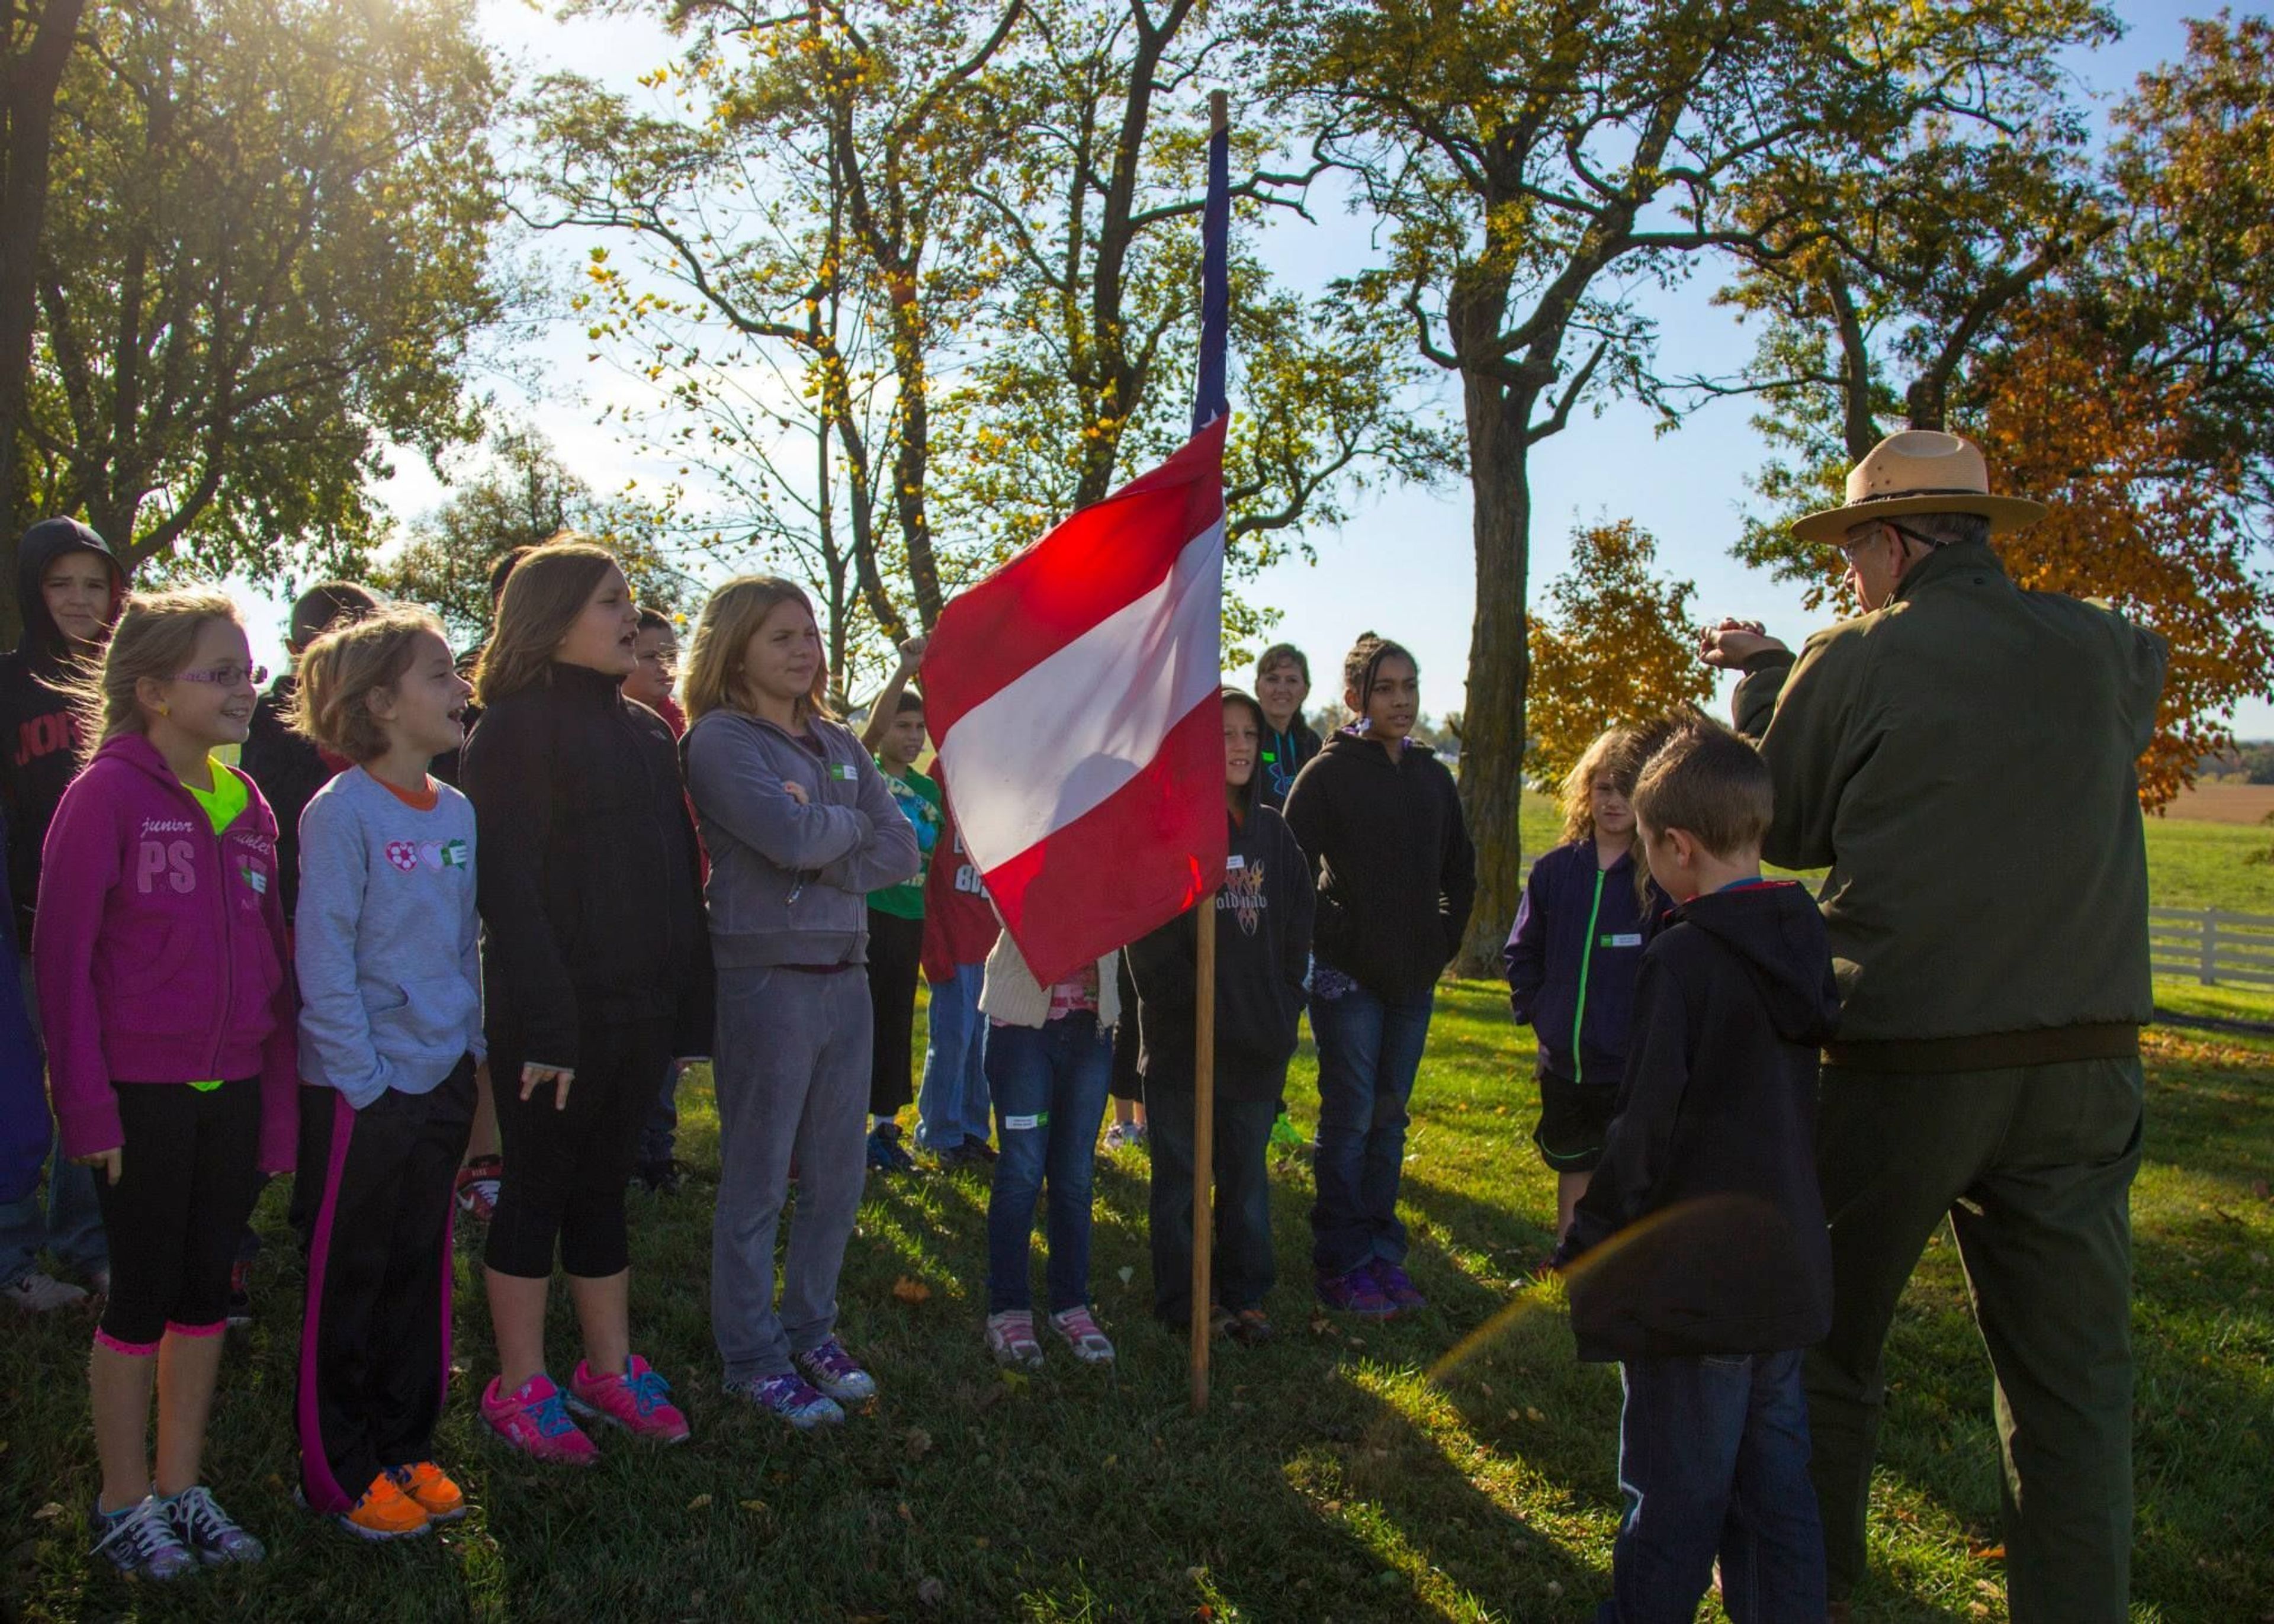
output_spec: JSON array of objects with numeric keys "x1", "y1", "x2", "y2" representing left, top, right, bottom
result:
[{"x1": 681, "y1": 578, "x2": 919, "y2": 1431}]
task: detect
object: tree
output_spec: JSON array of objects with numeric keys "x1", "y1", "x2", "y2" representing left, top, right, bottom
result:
[
  {"x1": 378, "y1": 426, "x2": 698, "y2": 649},
  {"x1": 1973, "y1": 300, "x2": 2274, "y2": 807},
  {"x1": 1270, "y1": 0, "x2": 2104, "y2": 971},
  {"x1": 531, "y1": 0, "x2": 1020, "y2": 649},
  {"x1": 936, "y1": 0, "x2": 1454, "y2": 660},
  {"x1": 1527, "y1": 518, "x2": 1713, "y2": 787},
  {"x1": 0, "y1": 0, "x2": 88, "y2": 561},
  {"x1": 8, "y1": 0, "x2": 504, "y2": 623}
]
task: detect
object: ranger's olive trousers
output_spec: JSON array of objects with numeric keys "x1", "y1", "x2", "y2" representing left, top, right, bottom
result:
[{"x1": 1806, "y1": 1056, "x2": 2141, "y2": 1623}]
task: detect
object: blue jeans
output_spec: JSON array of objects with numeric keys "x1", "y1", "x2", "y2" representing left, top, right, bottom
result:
[
  {"x1": 984, "y1": 1014, "x2": 1112, "y2": 1314},
  {"x1": 1147, "y1": 1087, "x2": 1277, "y2": 1322},
  {"x1": 0, "y1": 1134, "x2": 107, "y2": 1287},
  {"x1": 1308, "y1": 976, "x2": 1433, "y2": 1277},
  {"x1": 637, "y1": 1058, "x2": 682, "y2": 1166},
  {"x1": 916, "y1": 963, "x2": 991, "y2": 1150},
  {"x1": 1598, "y1": 1349, "x2": 1825, "y2": 1624},
  {"x1": 1, "y1": 960, "x2": 107, "y2": 1287}
]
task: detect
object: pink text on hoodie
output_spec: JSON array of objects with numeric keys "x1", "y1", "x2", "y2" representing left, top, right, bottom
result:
[{"x1": 33, "y1": 732, "x2": 298, "y2": 1171}]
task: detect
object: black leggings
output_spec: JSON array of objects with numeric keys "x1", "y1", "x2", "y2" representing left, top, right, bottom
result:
[
  {"x1": 485, "y1": 1017, "x2": 673, "y2": 1279},
  {"x1": 93, "y1": 1079, "x2": 262, "y2": 1351},
  {"x1": 866, "y1": 909, "x2": 924, "y2": 1117}
]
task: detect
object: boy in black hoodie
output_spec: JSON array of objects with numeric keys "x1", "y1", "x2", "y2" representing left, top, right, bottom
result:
[
  {"x1": 1552, "y1": 718, "x2": 1839, "y2": 1624},
  {"x1": 1130, "y1": 690, "x2": 1314, "y2": 1342},
  {"x1": 0, "y1": 517, "x2": 123, "y2": 1313}
]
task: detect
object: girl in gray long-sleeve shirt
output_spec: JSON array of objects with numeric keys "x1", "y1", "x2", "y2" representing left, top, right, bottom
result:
[
  {"x1": 682, "y1": 577, "x2": 920, "y2": 1432},
  {"x1": 290, "y1": 606, "x2": 483, "y2": 1538}
]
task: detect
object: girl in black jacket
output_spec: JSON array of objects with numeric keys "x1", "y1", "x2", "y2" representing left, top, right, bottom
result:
[
  {"x1": 1281, "y1": 633, "x2": 1475, "y2": 1319},
  {"x1": 460, "y1": 539, "x2": 711, "y2": 1462},
  {"x1": 1129, "y1": 690, "x2": 1313, "y2": 1343}
]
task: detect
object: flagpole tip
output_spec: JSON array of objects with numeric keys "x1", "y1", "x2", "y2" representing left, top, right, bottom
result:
[{"x1": 1210, "y1": 90, "x2": 1228, "y2": 135}]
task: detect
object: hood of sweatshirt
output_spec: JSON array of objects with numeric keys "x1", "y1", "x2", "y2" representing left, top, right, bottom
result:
[
  {"x1": 1668, "y1": 881, "x2": 1841, "y2": 1046},
  {"x1": 13, "y1": 518, "x2": 126, "y2": 665}
]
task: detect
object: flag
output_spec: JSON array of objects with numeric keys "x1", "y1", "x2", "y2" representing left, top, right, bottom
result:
[{"x1": 921, "y1": 103, "x2": 1234, "y2": 988}]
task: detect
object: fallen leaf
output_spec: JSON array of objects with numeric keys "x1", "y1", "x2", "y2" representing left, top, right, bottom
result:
[
  {"x1": 974, "y1": 1535, "x2": 990, "y2": 1549},
  {"x1": 892, "y1": 1275, "x2": 932, "y2": 1304},
  {"x1": 687, "y1": 1493, "x2": 711, "y2": 1510},
  {"x1": 904, "y1": 1427, "x2": 933, "y2": 1459},
  {"x1": 916, "y1": 1577, "x2": 946, "y2": 1608},
  {"x1": 1187, "y1": 1565, "x2": 1208, "y2": 1583},
  {"x1": 1478, "y1": 1381, "x2": 1493, "y2": 1397},
  {"x1": 1117, "y1": 1265, "x2": 1135, "y2": 1285},
  {"x1": 1525, "y1": 1406, "x2": 1544, "y2": 1423},
  {"x1": 31, "y1": 1504, "x2": 61, "y2": 1523},
  {"x1": 740, "y1": 1500, "x2": 767, "y2": 1514},
  {"x1": 1970, "y1": 1543, "x2": 2006, "y2": 1561}
]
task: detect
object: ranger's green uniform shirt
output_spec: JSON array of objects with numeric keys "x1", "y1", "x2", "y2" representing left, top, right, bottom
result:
[{"x1": 1733, "y1": 539, "x2": 2168, "y2": 1071}]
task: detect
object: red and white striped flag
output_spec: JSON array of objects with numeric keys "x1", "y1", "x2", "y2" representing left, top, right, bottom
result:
[{"x1": 921, "y1": 418, "x2": 1228, "y2": 988}]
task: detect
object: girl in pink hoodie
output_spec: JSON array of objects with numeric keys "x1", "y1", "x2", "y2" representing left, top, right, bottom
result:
[{"x1": 34, "y1": 589, "x2": 297, "y2": 1582}]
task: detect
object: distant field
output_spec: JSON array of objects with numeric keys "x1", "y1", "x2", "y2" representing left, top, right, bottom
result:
[{"x1": 2165, "y1": 781, "x2": 2274, "y2": 825}]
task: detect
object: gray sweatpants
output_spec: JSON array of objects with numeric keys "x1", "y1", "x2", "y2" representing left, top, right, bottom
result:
[{"x1": 711, "y1": 965, "x2": 873, "y2": 1382}]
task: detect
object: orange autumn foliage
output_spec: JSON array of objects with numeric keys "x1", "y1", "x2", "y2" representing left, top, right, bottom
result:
[
  {"x1": 1528, "y1": 519, "x2": 1716, "y2": 788},
  {"x1": 1978, "y1": 303, "x2": 2274, "y2": 808}
]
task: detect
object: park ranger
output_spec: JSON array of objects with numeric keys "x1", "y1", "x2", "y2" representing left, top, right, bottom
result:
[{"x1": 1700, "y1": 429, "x2": 2167, "y2": 1624}]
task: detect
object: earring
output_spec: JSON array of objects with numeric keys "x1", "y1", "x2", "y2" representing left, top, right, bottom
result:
[{"x1": 156, "y1": 702, "x2": 171, "y2": 718}]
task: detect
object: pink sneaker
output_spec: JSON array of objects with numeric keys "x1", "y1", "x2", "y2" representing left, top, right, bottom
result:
[
  {"x1": 480, "y1": 1373, "x2": 598, "y2": 1466},
  {"x1": 567, "y1": 1355, "x2": 690, "y2": 1444}
]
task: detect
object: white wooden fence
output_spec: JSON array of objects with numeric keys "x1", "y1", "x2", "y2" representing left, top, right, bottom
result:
[{"x1": 2149, "y1": 908, "x2": 2274, "y2": 988}]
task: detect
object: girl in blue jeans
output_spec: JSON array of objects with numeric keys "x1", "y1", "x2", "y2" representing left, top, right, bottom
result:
[
  {"x1": 1281, "y1": 633, "x2": 1475, "y2": 1319},
  {"x1": 978, "y1": 931, "x2": 1121, "y2": 1368}
]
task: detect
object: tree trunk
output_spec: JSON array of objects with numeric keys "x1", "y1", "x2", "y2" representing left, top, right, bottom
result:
[
  {"x1": 1455, "y1": 376, "x2": 1533, "y2": 976},
  {"x1": 0, "y1": 0, "x2": 89, "y2": 634}
]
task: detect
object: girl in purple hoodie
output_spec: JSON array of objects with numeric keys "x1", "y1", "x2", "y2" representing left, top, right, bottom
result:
[{"x1": 34, "y1": 589, "x2": 297, "y2": 1582}]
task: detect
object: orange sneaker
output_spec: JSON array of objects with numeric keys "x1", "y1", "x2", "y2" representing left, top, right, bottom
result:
[
  {"x1": 338, "y1": 1472, "x2": 429, "y2": 1541},
  {"x1": 387, "y1": 1462, "x2": 466, "y2": 1523}
]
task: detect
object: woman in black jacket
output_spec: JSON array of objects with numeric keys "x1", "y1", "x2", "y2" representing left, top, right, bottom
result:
[
  {"x1": 1281, "y1": 633, "x2": 1475, "y2": 1320},
  {"x1": 460, "y1": 538, "x2": 711, "y2": 1461},
  {"x1": 1130, "y1": 690, "x2": 1313, "y2": 1343}
]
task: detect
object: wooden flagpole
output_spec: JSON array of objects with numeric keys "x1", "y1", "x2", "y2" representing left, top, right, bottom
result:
[
  {"x1": 1190, "y1": 88, "x2": 1231, "y2": 1419},
  {"x1": 1190, "y1": 875, "x2": 1218, "y2": 1414}
]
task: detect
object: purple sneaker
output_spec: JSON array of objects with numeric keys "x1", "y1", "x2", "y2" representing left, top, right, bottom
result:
[
  {"x1": 793, "y1": 1337, "x2": 878, "y2": 1403},
  {"x1": 1315, "y1": 1265, "x2": 1394, "y2": 1318},
  {"x1": 726, "y1": 1372, "x2": 845, "y2": 1431},
  {"x1": 1368, "y1": 1260, "x2": 1427, "y2": 1313}
]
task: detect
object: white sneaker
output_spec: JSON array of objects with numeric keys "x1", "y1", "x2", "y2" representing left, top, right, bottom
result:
[{"x1": 4, "y1": 1271, "x2": 89, "y2": 1312}]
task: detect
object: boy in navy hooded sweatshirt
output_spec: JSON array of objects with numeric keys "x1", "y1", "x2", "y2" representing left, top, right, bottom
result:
[{"x1": 1552, "y1": 718, "x2": 1841, "y2": 1624}]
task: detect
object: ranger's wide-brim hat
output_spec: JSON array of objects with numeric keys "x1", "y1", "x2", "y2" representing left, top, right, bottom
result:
[{"x1": 1791, "y1": 429, "x2": 2048, "y2": 545}]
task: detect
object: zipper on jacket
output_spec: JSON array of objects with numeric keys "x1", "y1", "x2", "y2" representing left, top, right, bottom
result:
[
  {"x1": 194, "y1": 777, "x2": 236, "y2": 1081},
  {"x1": 1570, "y1": 866, "x2": 1608, "y2": 1086}
]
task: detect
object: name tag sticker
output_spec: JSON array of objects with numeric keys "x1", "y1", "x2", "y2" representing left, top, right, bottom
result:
[
  {"x1": 1226, "y1": 854, "x2": 1247, "y2": 871},
  {"x1": 828, "y1": 763, "x2": 857, "y2": 781},
  {"x1": 1260, "y1": 751, "x2": 1277, "y2": 763},
  {"x1": 1607, "y1": 932, "x2": 1643, "y2": 947}
]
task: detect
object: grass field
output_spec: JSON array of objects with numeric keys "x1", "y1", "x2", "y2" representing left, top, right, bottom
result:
[{"x1": 4, "y1": 983, "x2": 2270, "y2": 1623}]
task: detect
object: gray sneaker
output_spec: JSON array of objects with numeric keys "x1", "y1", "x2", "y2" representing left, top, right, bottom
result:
[
  {"x1": 4, "y1": 1270, "x2": 88, "y2": 1312},
  {"x1": 162, "y1": 1484, "x2": 265, "y2": 1565},
  {"x1": 88, "y1": 1495, "x2": 196, "y2": 1581}
]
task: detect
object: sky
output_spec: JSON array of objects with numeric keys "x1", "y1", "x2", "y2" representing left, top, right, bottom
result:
[{"x1": 237, "y1": 0, "x2": 2270, "y2": 737}]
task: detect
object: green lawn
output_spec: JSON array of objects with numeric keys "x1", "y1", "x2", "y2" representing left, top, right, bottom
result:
[{"x1": 4, "y1": 986, "x2": 2269, "y2": 1622}]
